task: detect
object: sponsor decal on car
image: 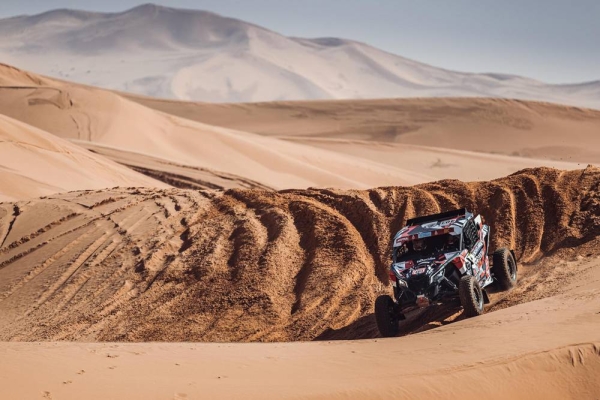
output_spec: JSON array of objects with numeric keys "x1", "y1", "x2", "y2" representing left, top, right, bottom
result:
[
  {"x1": 440, "y1": 219, "x2": 454, "y2": 227},
  {"x1": 470, "y1": 241, "x2": 485, "y2": 267},
  {"x1": 421, "y1": 218, "x2": 455, "y2": 230}
]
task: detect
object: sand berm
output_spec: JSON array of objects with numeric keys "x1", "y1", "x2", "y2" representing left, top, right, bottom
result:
[{"x1": 1, "y1": 166, "x2": 598, "y2": 343}]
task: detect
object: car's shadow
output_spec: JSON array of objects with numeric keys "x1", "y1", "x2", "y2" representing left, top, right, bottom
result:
[{"x1": 315, "y1": 303, "x2": 464, "y2": 340}]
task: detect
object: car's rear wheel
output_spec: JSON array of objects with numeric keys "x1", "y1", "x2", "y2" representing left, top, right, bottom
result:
[
  {"x1": 493, "y1": 247, "x2": 517, "y2": 291},
  {"x1": 459, "y1": 275, "x2": 484, "y2": 318},
  {"x1": 375, "y1": 294, "x2": 399, "y2": 337}
]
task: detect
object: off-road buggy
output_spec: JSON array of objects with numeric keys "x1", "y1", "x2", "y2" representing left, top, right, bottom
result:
[{"x1": 375, "y1": 208, "x2": 517, "y2": 337}]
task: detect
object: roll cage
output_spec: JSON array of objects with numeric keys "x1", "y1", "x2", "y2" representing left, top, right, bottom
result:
[{"x1": 392, "y1": 208, "x2": 486, "y2": 262}]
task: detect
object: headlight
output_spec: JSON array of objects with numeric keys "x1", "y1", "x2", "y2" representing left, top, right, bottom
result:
[{"x1": 397, "y1": 278, "x2": 408, "y2": 288}]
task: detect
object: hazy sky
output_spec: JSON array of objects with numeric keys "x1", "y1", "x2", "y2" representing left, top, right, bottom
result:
[{"x1": 1, "y1": 0, "x2": 598, "y2": 84}]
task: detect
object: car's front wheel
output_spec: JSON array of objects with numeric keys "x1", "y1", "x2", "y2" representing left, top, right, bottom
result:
[
  {"x1": 375, "y1": 294, "x2": 399, "y2": 337},
  {"x1": 459, "y1": 275, "x2": 485, "y2": 318}
]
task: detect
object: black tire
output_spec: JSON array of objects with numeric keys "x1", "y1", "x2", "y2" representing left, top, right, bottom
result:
[
  {"x1": 375, "y1": 295, "x2": 399, "y2": 337},
  {"x1": 459, "y1": 275, "x2": 484, "y2": 318},
  {"x1": 493, "y1": 248, "x2": 517, "y2": 291}
]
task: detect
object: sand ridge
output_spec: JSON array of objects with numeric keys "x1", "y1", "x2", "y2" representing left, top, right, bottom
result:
[
  {"x1": 0, "y1": 166, "x2": 598, "y2": 342},
  {"x1": 0, "y1": 167, "x2": 599, "y2": 399}
]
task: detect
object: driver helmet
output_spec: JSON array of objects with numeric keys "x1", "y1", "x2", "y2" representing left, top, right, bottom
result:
[
  {"x1": 447, "y1": 235, "x2": 458, "y2": 246},
  {"x1": 413, "y1": 238, "x2": 426, "y2": 251}
]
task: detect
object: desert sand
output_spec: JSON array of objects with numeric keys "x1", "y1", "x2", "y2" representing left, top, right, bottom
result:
[
  {"x1": 0, "y1": 167, "x2": 599, "y2": 399},
  {"x1": 1, "y1": 166, "x2": 598, "y2": 341},
  {"x1": 1, "y1": 64, "x2": 600, "y2": 398},
  {"x1": 0, "y1": 63, "x2": 445, "y2": 191},
  {"x1": 131, "y1": 96, "x2": 600, "y2": 164},
  {"x1": 0, "y1": 58, "x2": 599, "y2": 400},
  {"x1": 1, "y1": 287, "x2": 599, "y2": 399},
  {"x1": 2, "y1": 63, "x2": 599, "y2": 198},
  {"x1": 0, "y1": 3, "x2": 599, "y2": 399},
  {"x1": 0, "y1": 113, "x2": 165, "y2": 202}
]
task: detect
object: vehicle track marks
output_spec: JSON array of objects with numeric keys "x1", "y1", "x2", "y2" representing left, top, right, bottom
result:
[
  {"x1": 0, "y1": 167, "x2": 598, "y2": 342},
  {"x1": 35, "y1": 232, "x2": 113, "y2": 308},
  {"x1": 0, "y1": 204, "x2": 20, "y2": 248}
]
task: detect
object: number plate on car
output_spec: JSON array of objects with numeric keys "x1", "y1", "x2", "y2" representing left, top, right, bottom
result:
[{"x1": 413, "y1": 267, "x2": 427, "y2": 274}]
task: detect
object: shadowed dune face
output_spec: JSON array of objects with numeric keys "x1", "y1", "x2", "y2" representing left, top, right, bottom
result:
[{"x1": 0, "y1": 167, "x2": 598, "y2": 342}]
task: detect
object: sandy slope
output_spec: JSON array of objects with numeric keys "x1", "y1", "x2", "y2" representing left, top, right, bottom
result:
[
  {"x1": 2, "y1": 63, "x2": 598, "y2": 191},
  {"x1": 0, "y1": 64, "x2": 443, "y2": 189},
  {"x1": 1, "y1": 5, "x2": 599, "y2": 108},
  {"x1": 0, "y1": 113, "x2": 165, "y2": 201},
  {"x1": 1, "y1": 167, "x2": 598, "y2": 342},
  {"x1": 1, "y1": 285, "x2": 599, "y2": 399},
  {"x1": 78, "y1": 141, "x2": 273, "y2": 191},
  {"x1": 276, "y1": 138, "x2": 583, "y2": 182},
  {"x1": 0, "y1": 167, "x2": 599, "y2": 399},
  {"x1": 131, "y1": 96, "x2": 600, "y2": 164},
  {"x1": 0, "y1": 14, "x2": 599, "y2": 398}
]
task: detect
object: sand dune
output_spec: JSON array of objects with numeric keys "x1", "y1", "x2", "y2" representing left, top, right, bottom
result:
[
  {"x1": 1, "y1": 7, "x2": 599, "y2": 398},
  {"x1": 283, "y1": 138, "x2": 583, "y2": 182},
  {"x1": 131, "y1": 96, "x2": 600, "y2": 164},
  {"x1": 1, "y1": 167, "x2": 598, "y2": 342},
  {"x1": 1, "y1": 5, "x2": 599, "y2": 108},
  {"x1": 1, "y1": 297, "x2": 599, "y2": 399},
  {"x1": 0, "y1": 114, "x2": 164, "y2": 201},
  {"x1": 0, "y1": 167, "x2": 599, "y2": 399},
  {"x1": 2, "y1": 64, "x2": 596, "y2": 193},
  {"x1": 0, "y1": 62, "x2": 52, "y2": 86},
  {"x1": 0, "y1": 64, "x2": 449, "y2": 190}
]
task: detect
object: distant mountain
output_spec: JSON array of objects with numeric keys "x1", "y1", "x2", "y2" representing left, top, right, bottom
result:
[{"x1": 0, "y1": 3, "x2": 598, "y2": 107}]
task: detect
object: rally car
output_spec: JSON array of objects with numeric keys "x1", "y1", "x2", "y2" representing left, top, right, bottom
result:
[{"x1": 375, "y1": 208, "x2": 517, "y2": 337}]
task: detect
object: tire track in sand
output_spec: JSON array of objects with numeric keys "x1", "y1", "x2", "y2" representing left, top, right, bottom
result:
[{"x1": 0, "y1": 167, "x2": 598, "y2": 342}]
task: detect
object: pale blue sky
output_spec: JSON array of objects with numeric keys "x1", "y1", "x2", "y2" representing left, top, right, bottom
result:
[{"x1": 1, "y1": 1, "x2": 598, "y2": 84}]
